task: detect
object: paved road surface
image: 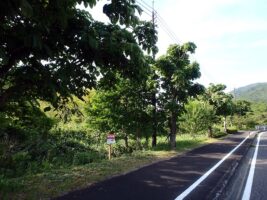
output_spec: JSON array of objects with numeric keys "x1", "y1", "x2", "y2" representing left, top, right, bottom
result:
[
  {"x1": 250, "y1": 132, "x2": 267, "y2": 200},
  {"x1": 55, "y1": 132, "x2": 254, "y2": 200},
  {"x1": 239, "y1": 132, "x2": 267, "y2": 200}
]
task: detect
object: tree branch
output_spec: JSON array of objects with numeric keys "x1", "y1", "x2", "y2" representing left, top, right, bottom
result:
[{"x1": 0, "y1": 47, "x2": 28, "y2": 79}]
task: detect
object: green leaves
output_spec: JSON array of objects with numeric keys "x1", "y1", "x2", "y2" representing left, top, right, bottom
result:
[
  {"x1": 103, "y1": 0, "x2": 140, "y2": 27},
  {"x1": 233, "y1": 100, "x2": 251, "y2": 116},
  {"x1": 134, "y1": 21, "x2": 158, "y2": 55},
  {"x1": 82, "y1": 0, "x2": 97, "y2": 8},
  {"x1": 0, "y1": 0, "x2": 157, "y2": 112},
  {"x1": 180, "y1": 100, "x2": 217, "y2": 136},
  {"x1": 156, "y1": 43, "x2": 203, "y2": 108},
  {"x1": 181, "y1": 42, "x2": 197, "y2": 53},
  {"x1": 205, "y1": 84, "x2": 234, "y2": 117},
  {"x1": 0, "y1": 47, "x2": 7, "y2": 65},
  {"x1": 86, "y1": 73, "x2": 153, "y2": 138},
  {"x1": 20, "y1": 0, "x2": 33, "y2": 17}
]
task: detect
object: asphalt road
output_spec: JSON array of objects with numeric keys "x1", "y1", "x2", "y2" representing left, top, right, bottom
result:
[
  {"x1": 249, "y1": 132, "x2": 267, "y2": 200},
  {"x1": 241, "y1": 131, "x2": 267, "y2": 200},
  {"x1": 55, "y1": 132, "x2": 254, "y2": 200}
]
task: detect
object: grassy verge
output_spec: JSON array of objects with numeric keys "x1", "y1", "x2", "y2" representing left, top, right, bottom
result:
[{"x1": 0, "y1": 134, "x2": 217, "y2": 200}]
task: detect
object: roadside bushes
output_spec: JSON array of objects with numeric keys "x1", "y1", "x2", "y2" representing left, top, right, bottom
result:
[
  {"x1": 226, "y1": 128, "x2": 238, "y2": 134},
  {"x1": 0, "y1": 102, "x2": 55, "y2": 177},
  {"x1": 1, "y1": 115, "x2": 154, "y2": 179},
  {"x1": 0, "y1": 124, "x2": 105, "y2": 177},
  {"x1": 211, "y1": 127, "x2": 227, "y2": 138},
  {"x1": 72, "y1": 151, "x2": 106, "y2": 165},
  {"x1": 0, "y1": 175, "x2": 23, "y2": 198},
  {"x1": 111, "y1": 140, "x2": 142, "y2": 156}
]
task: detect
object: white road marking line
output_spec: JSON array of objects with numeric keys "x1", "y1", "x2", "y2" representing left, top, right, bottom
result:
[
  {"x1": 241, "y1": 132, "x2": 263, "y2": 200},
  {"x1": 175, "y1": 134, "x2": 251, "y2": 200}
]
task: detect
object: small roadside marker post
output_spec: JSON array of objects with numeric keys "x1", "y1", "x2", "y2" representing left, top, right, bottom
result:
[{"x1": 107, "y1": 132, "x2": 116, "y2": 160}]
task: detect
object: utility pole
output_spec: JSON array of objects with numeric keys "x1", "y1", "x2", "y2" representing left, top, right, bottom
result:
[
  {"x1": 152, "y1": 0, "x2": 155, "y2": 59},
  {"x1": 151, "y1": 0, "x2": 157, "y2": 147},
  {"x1": 233, "y1": 88, "x2": 236, "y2": 100}
]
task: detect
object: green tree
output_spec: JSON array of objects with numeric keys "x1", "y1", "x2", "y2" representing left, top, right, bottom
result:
[
  {"x1": 86, "y1": 74, "x2": 153, "y2": 149},
  {"x1": 232, "y1": 100, "x2": 251, "y2": 129},
  {"x1": 248, "y1": 102, "x2": 267, "y2": 128},
  {"x1": 0, "y1": 0, "x2": 157, "y2": 110},
  {"x1": 204, "y1": 84, "x2": 234, "y2": 132},
  {"x1": 234, "y1": 100, "x2": 251, "y2": 117},
  {"x1": 145, "y1": 57, "x2": 160, "y2": 147},
  {"x1": 156, "y1": 43, "x2": 204, "y2": 149},
  {"x1": 180, "y1": 99, "x2": 217, "y2": 137}
]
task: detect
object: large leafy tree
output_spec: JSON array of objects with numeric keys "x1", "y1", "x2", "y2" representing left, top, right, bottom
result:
[
  {"x1": 156, "y1": 43, "x2": 204, "y2": 149},
  {"x1": 0, "y1": 0, "x2": 157, "y2": 110},
  {"x1": 232, "y1": 100, "x2": 251, "y2": 129},
  {"x1": 145, "y1": 57, "x2": 159, "y2": 147},
  {"x1": 204, "y1": 84, "x2": 234, "y2": 132},
  {"x1": 86, "y1": 73, "x2": 153, "y2": 148}
]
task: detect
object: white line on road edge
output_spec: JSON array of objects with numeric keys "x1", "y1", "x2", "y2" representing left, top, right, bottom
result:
[
  {"x1": 175, "y1": 134, "x2": 250, "y2": 200},
  {"x1": 241, "y1": 132, "x2": 263, "y2": 200}
]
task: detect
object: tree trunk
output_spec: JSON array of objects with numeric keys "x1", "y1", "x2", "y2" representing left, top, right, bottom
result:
[
  {"x1": 152, "y1": 129, "x2": 157, "y2": 147},
  {"x1": 136, "y1": 127, "x2": 142, "y2": 149},
  {"x1": 145, "y1": 135, "x2": 149, "y2": 148},
  {"x1": 170, "y1": 112, "x2": 177, "y2": 149},
  {"x1": 124, "y1": 133, "x2": 128, "y2": 149},
  {"x1": 208, "y1": 126, "x2": 213, "y2": 138},
  {"x1": 151, "y1": 92, "x2": 157, "y2": 147},
  {"x1": 238, "y1": 114, "x2": 242, "y2": 129},
  {"x1": 229, "y1": 116, "x2": 233, "y2": 127},
  {"x1": 223, "y1": 116, "x2": 227, "y2": 133}
]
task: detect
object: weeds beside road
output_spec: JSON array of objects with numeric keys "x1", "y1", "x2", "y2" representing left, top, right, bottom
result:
[{"x1": 0, "y1": 134, "x2": 218, "y2": 200}]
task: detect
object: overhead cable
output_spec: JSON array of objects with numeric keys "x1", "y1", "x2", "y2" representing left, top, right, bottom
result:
[{"x1": 136, "y1": 0, "x2": 180, "y2": 43}]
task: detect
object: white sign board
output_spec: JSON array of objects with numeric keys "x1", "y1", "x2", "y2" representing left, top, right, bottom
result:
[{"x1": 107, "y1": 134, "x2": 116, "y2": 144}]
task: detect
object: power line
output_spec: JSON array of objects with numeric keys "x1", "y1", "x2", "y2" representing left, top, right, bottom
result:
[
  {"x1": 152, "y1": 0, "x2": 156, "y2": 60},
  {"x1": 136, "y1": 1, "x2": 213, "y2": 85},
  {"x1": 156, "y1": 12, "x2": 180, "y2": 43},
  {"x1": 139, "y1": 0, "x2": 154, "y2": 10},
  {"x1": 136, "y1": 0, "x2": 153, "y2": 13},
  {"x1": 139, "y1": 8, "x2": 153, "y2": 17},
  {"x1": 136, "y1": 1, "x2": 153, "y2": 17},
  {"x1": 136, "y1": 0, "x2": 180, "y2": 44},
  {"x1": 157, "y1": 17, "x2": 180, "y2": 43}
]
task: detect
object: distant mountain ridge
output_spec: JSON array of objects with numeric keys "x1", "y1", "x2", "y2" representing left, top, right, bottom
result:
[{"x1": 231, "y1": 82, "x2": 267, "y2": 102}]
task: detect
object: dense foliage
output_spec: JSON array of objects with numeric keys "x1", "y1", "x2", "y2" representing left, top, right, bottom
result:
[
  {"x1": 0, "y1": 0, "x2": 264, "y2": 198},
  {"x1": 0, "y1": 0, "x2": 157, "y2": 110},
  {"x1": 180, "y1": 99, "x2": 217, "y2": 137}
]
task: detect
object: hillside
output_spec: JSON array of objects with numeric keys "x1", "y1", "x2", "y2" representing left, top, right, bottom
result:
[{"x1": 231, "y1": 82, "x2": 267, "y2": 102}]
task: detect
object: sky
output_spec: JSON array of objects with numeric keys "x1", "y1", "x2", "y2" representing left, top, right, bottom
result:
[{"x1": 81, "y1": 0, "x2": 267, "y2": 91}]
